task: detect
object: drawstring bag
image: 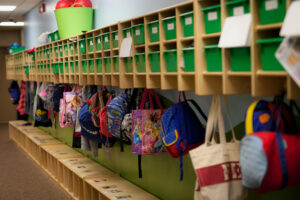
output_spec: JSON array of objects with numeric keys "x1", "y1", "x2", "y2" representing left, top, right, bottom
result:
[{"x1": 189, "y1": 95, "x2": 247, "y2": 200}]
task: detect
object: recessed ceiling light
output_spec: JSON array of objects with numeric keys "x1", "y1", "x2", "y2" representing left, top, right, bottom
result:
[
  {"x1": 0, "y1": 6, "x2": 16, "y2": 11},
  {"x1": 0, "y1": 22, "x2": 24, "y2": 26}
]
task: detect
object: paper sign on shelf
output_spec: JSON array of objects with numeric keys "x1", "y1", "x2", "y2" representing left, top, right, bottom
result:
[
  {"x1": 208, "y1": 12, "x2": 217, "y2": 21},
  {"x1": 218, "y1": 14, "x2": 251, "y2": 48},
  {"x1": 265, "y1": 0, "x2": 278, "y2": 11},
  {"x1": 120, "y1": 37, "x2": 132, "y2": 58},
  {"x1": 152, "y1": 27, "x2": 158, "y2": 34},
  {"x1": 280, "y1": 1, "x2": 300, "y2": 37},
  {"x1": 275, "y1": 37, "x2": 300, "y2": 88}
]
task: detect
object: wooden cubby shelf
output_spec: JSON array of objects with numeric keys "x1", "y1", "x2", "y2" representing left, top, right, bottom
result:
[{"x1": 5, "y1": 0, "x2": 300, "y2": 99}]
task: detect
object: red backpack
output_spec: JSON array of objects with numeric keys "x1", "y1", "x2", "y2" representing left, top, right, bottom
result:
[{"x1": 98, "y1": 95, "x2": 113, "y2": 138}]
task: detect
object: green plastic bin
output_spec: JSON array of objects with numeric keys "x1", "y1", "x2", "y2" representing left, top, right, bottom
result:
[
  {"x1": 258, "y1": 0, "x2": 286, "y2": 25},
  {"x1": 204, "y1": 45, "x2": 222, "y2": 72},
  {"x1": 54, "y1": 31, "x2": 60, "y2": 41},
  {"x1": 182, "y1": 47, "x2": 195, "y2": 72},
  {"x1": 52, "y1": 63, "x2": 59, "y2": 74},
  {"x1": 164, "y1": 49, "x2": 177, "y2": 72},
  {"x1": 75, "y1": 61, "x2": 79, "y2": 73},
  {"x1": 257, "y1": 37, "x2": 284, "y2": 71},
  {"x1": 132, "y1": 24, "x2": 145, "y2": 45},
  {"x1": 70, "y1": 61, "x2": 75, "y2": 73},
  {"x1": 64, "y1": 44, "x2": 68, "y2": 56},
  {"x1": 201, "y1": 5, "x2": 221, "y2": 34},
  {"x1": 87, "y1": 37, "x2": 94, "y2": 52},
  {"x1": 102, "y1": 33, "x2": 111, "y2": 50},
  {"x1": 230, "y1": 47, "x2": 251, "y2": 71},
  {"x1": 81, "y1": 59, "x2": 87, "y2": 73},
  {"x1": 59, "y1": 62, "x2": 64, "y2": 73},
  {"x1": 88, "y1": 59, "x2": 95, "y2": 73},
  {"x1": 113, "y1": 56, "x2": 119, "y2": 72},
  {"x1": 125, "y1": 57, "x2": 133, "y2": 73},
  {"x1": 135, "y1": 53, "x2": 146, "y2": 73},
  {"x1": 111, "y1": 31, "x2": 119, "y2": 48},
  {"x1": 104, "y1": 57, "x2": 111, "y2": 73},
  {"x1": 69, "y1": 43, "x2": 74, "y2": 55},
  {"x1": 54, "y1": 46, "x2": 59, "y2": 57},
  {"x1": 79, "y1": 39, "x2": 86, "y2": 53},
  {"x1": 24, "y1": 66, "x2": 29, "y2": 74},
  {"x1": 227, "y1": 0, "x2": 250, "y2": 16},
  {"x1": 123, "y1": 27, "x2": 132, "y2": 38},
  {"x1": 95, "y1": 35, "x2": 102, "y2": 51},
  {"x1": 96, "y1": 57, "x2": 103, "y2": 73},
  {"x1": 147, "y1": 20, "x2": 159, "y2": 43},
  {"x1": 48, "y1": 32, "x2": 55, "y2": 43},
  {"x1": 163, "y1": 16, "x2": 176, "y2": 40},
  {"x1": 65, "y1": 62, "x2": 69, "y2": 74},
  {"x1": 59, "y1": 45, "x2": 63, "y2": 57},
  {"x1": 149, "y1": 51, "x2": 161, "y2": 72},
  {"x1": 180, "y1": 11, "x2": 194, "y2": 37}
]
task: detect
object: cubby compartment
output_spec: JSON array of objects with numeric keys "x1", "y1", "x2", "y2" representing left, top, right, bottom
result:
[
  {"x1": 95, "y1": 34, "x2": 102, "y2": 51},
  {"x1": 180, "y1": 11, "x2": 194, "y2": 37},
  {"x1": 52, "y1": 63, "x2": 59, "y2": 74},
  {"x1": 96, "y1": 57, "x2": 103, "y2": 73},
  {"x1": 132, "y1": 23, "x2": 145, "y2": 45},
  {"x1": 123, "y1": 27, "x2": 132, "y2": 38},
  {"x1": 227, "y1": 0, "x2": 250, "y2": 16},
  {"x1": 147, "y1": 20, "x2": 159, "y2": 43},
  {"x1": 104, "y1": 57, "x2": 111, "y2": 73},
  {"x1": 87, "y1": 37, "x2": 94, "y2": 52},
  {"x1": 135, "y1": 53, "x2": 146, "y2": 73},
  {"x1": 204, "y1": 45, "x2": 222, "y2": 72},
  {"x1": 111, "y1": 31, "x2": 119, "y2": 48},
  {"x1": 65, "y1": 62, "x2": 69, "y2": 74},
  {"x1": 182, "y1": 47, "x2": 195, "y2": 72},
  {"x1": 81, "y1": 59, "x2": 88, "y2": 73},
  {"x1": 230, "y1": 47, "x2": 251, "y2": 72},
  {"x1": 59, "y1": 45, "x2": 63, "y2": 57},
  {"x1": 102, "y1": 32, "x2": 111, "y2": 50},
  {"x1": 124, "y1": 57, "x2": 133, "y2": 73},
  {"x1": 113, "y1": 56, "x2": 119, "y2": 73},
  {"x1": 59, "y1": 62, "x2": 64, "y2": 74},
  {"x1": 201, "y1": 5, "x2": 221, "y2": 34},
  {"x1": 149, "y1": 51, "x2": 161, "y2": 73},
  {"x1": 69, "y1": 43, "x2": 74, "y2": 55},
  {"x1": 257, "y1": 37, "x2": 284, "y2": 71},
  {"x1": 79, "y1": 39, "x2": 87, "y2": 53},
  {"x1": 164, "y1": 49, "x2": 177, "y2": 72},
  {"x1": 258, "y1": 0, "x2": 286, "y2": 25},
  {"x1": 162, "y1": 16, "x2": 177, "y2": 40},
  {"x1": 88, "y1": 58, "x2": 95, "y2": 73},
  {"x1": 70, "y1": 61, "x2": 75, "y2": 74}
]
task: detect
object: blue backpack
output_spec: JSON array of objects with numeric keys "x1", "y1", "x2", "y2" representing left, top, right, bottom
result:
[
  {"x1": 8, "y1": 81, "x2": 20, "y2": 105},
  {"x1": 162, "y1": 98, "x2": 207, "y2": 180},
  {"x1": 106, "y1": 93, "x2": 129, "y2": 142}
]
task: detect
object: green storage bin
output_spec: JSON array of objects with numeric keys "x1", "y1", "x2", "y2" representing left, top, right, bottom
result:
[
  {"x1": 123, "y1": 27, "x2": 132, "y2": 38},
  {"x1": 59, "y1": 45, "x2": 63, "y2": 57},
  {"x1": 54, "y1": 31, "x2": 60, "y2": 41},
  {"x1": 164, "y1": 49, "x2": 177, "y2": 72},
  {"x1": 46, "y1": 48, "x2": 50, "y2": 59},
  {"x1": 180, "y1": 11, "x2": 194, "y2": 37},
  {"x1": 163, "y1": 16, "x2": 176, "y2": 40},
  {"x1": 70, "y1": 61, "x2": 75, "y2": 73},
  {"x1": 132, "y1": 24, "x2": 145, "y2": 45},
  {"x1": 230, "y1": 47, "x2": 251, "y2": 71},
  {"x1": 48, "y1": 32, "x2": 55, "y2": 43},
  {"x1": 52, "y1": 63, "x2": 59, "y2": 74},
  {"x1": 47, "y1": 64, "x2": 50, "y2": 73},
  {"x1": 64, "y1": 44, "x2": 68, "y2": 56},
  {"x1": 149, "y1": 51, "x2": 161, "y2": 72},
  {"x1": 54, "y1": 46, "x2": 59, "y2": 57},
  {"x1": 96, "y1": 57, "x2": 103, "y2": 73},
  {"x1": 79, "y1": 39, "x2": 86, "y2": 53},
  {"x1": 95, "y1": 35, "x2": 102, "y2": 51},
  {"x1": 88, "y1": 59, "x2": 95, "y2": 73},
  {"x1": 81, "y1": 59, "x2": 87, "y2": 73},
  {"x1": 75, "y1": 43, "x2": 78, "y2": 54},
  {"x1": 65, "y1": 62, "x2": 69, "y2": 73},
  {"x1": 204, "y1": 45, "x2": 222, "y2": 72},
  {"x1": 182, "y1": 47, "x2": 195, "y2": 72},
  {"x1": 227, "y1": 0, "x2": 250, "y2": 16},
  {"x1": 75, "y1": 61, "x2": 79, "y2": 73},
  {"x1": 125, "y1": 57, "x2": 133, "y2": 73},
  {"x1": 113, "y1": 56, "x2": 119, "y2": 72},
  {"x1": 24, "y1": 66, "x2": 29, "y2": 74},
  {"x1": 258, "y1": 0, "x2": 286, "y2": 25},
  {"x1": 111, "y1": 31, "x2": 119, "y2": 48},
  {"x1": 59, "y1": 62, "x2": 64, "y2": 73},
  {"x1": 135, "y1": 53, "x2": 146, "y2": 73},
  {"x1": 257, "y1": 37, "x2": 284, "y2": 71},
  {"x1": 201, "y1": 5, "x2": 221, "y2": 34},
  {"x1": 104, "y1": 57, "x2": 111, "y2": 73},
  {"x1": 69, "y1": 43, "x2": 74, "y2": 55},
  {"x1": 147, "y1": 20, "x2": 159, "y2": 43},
  {"x1": 87, "y1": 37, "x2": 94, "y2": 52},
  {"x1": 102, "y1": 33, "x2": 111, "y2": 50}
]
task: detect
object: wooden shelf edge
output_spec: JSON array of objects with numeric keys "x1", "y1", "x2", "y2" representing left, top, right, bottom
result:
[
  {"x1": 227, "y1": 71, "x2": 251, "y2": 77},
  {"x1": 256, "y1": 23, "x2": 282, "y2": 31},
  {"x1": 201, "y1": 32, "x2": 221, "y2": 39},
  {"x1": 256, "y1": 69, "x2": 287, "y2": 77}
]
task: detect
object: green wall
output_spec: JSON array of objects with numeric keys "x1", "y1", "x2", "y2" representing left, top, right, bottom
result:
[{"x1": 36, "y1": 114, "x2": 300, "y2": 200}]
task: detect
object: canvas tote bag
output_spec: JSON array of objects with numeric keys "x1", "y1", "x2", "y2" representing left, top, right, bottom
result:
[{"x1": 189, "y1": 95, "x2": 247, "y2": 200}]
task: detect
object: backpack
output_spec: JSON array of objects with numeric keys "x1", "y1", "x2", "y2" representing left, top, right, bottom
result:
[
  {"x1": 106, "y1": 93, "x2": 129, "y2": 142},
  {"x1": 99, "y1": 95, "x2": 113, "y2": 138},
  {"x1": 8, "y1": 81, "x2": 20, "y2": 105},
  {"x1": 34, "y1": 96, "x2": 52, "y2": 127},
  {"x1": 53, "y1": 85, "x2": 66, "y2": 112},
  {"x1": 161, "y1": 92, "x2": 207, "y2": 180},
  {"x1": 43, "y1": 83, "x2": 55, "y2": 110},
  {"x1": 245, "y1": 98, "x2": 299, "y2": 136}
]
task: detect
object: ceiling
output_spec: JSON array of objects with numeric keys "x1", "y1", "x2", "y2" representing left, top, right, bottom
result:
[{"x1": 0, "y1": 0, "x2": 41, "y2": 22}]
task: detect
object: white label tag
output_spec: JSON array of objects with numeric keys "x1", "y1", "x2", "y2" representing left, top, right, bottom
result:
[
  {"x1": 265, "y1": 0, "x2": 278, "y2": 11},
  {"x1": 135, "y1": 29, "x2": 140, "y2": 36},
  {"x1": 233, "y1": 6, "x2": 244, "y2": 16},
  {"x1": 60, "y1": 48, "x2": 62, "y2": 52},
  {"x1": 71, "y1": 46, "x2": 73, "y2": 50},
  {"x1": 185, "y1": 17, "x2": 192, "y2": 25},
  {"x1": 55, "y1": 34, "x2": 58, "y2": 40},
  {"x1": 98, "y1": 38, "x2": 101, "y2": 43},
  {"x1": 168, "y1": 23, "x2": 174, "y2": 30},
  {"x1": 105, "y1": 36, "x2": 108, "y2": 42},
  {"x1": 208, "y1": 11, "x2": 218, "y2": 21},
  {"x1": 152, "y1": 27, "x2": 158, "y2": 34},
  {"x1": 81, "y1": 44, "x2": 84, "y2": 48},
  {"x1": 126, "y1": 32, "x2": 130, "y2": 38},
  {"x1": 90, "y1": 40, "x2": 93, "y2": 46},
  {"x1": 115, "y1": 35, "x2": 118, "y2": 40}
]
